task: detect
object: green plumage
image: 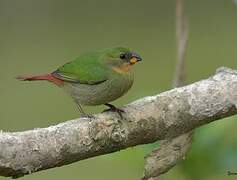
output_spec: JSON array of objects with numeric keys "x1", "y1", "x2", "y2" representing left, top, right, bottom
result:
[
  {"x1": 52, "y1": 47, "x2": 140, "y2": 107},
  {"x1": 54, "y1": 51, "x2": 108, "y2": 84},
  {"x1": 53, "y1": 47, "x2": 131, "y2": 85}
]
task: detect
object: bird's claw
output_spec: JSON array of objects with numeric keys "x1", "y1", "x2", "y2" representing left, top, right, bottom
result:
[
  {"x1": 80, "y1": 113, "x2": 95, "y2": 119},
  {"x1": 103, "y1": 107, "x2": 125, "y2": 119}
]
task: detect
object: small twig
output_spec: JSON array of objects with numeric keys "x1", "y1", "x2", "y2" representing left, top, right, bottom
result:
[
  {"x1": 232, "y1": 0, "x2": 237, "y2": 6},
  {"x1": 173, "y1": 0, "x2": 188, "y2": 87}
]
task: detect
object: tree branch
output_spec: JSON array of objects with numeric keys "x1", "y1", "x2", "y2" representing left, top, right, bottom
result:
[
  {"x1": 143, "y1": 1, "x2": 191, "y2": 179},
  {"x1": 143, "y1": 132, "x2": 193, "y2": 180},
  {"x1": 0, "y1": 67, "x2": 237, "y2": 179}
]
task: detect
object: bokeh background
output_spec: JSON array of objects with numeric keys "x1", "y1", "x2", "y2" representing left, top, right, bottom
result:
[{"x1": 0, "y1": 0, "x2": 237, "y2": 179}]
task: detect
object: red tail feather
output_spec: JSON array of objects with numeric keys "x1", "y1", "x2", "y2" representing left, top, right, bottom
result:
[{"x1": 16, "y1": 74, "x2": 64, "y2": 86}]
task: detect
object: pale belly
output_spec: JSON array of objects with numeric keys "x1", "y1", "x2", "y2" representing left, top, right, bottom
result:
[{"x1": 62, "y1": 74, "x2": 134, "y2": 106}]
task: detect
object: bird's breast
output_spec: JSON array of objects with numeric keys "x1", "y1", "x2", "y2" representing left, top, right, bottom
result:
[{"x1": 63, "y1": 72, "x2": 134, "y2": 106}]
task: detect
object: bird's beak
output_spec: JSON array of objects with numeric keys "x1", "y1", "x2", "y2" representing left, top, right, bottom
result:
[{"x1": 129, "y1": 52, "x2": 142, "y2": 65}]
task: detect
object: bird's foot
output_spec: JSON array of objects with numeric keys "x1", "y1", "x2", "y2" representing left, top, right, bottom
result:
[
  {"x1": 76, "y1": 104, "x2": 95, "y2": 119},
  {"x1": 103, "y1": 103, "x2": 125, "y2": 119},
  {"x1": 80, "y1": 113, "x2": 95, "y2": 119}
]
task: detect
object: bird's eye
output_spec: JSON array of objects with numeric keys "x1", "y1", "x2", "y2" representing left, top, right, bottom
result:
[{"x1": 120, "y1": 53, "x2": 126, "y2": 59}]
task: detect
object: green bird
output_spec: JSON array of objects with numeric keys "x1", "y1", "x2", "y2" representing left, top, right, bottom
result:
[{"x1": 17, "y1": 47, "x2": 142, "y2": 117}]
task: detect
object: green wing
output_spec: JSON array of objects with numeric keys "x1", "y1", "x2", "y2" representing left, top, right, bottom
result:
[{"x1": 52, "y1": 52, "x2": 108, "y2": 85}]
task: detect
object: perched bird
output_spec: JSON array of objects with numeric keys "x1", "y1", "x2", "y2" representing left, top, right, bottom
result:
[{"x1": 17, "y1": 47, "x2": 142, "y2": 117}]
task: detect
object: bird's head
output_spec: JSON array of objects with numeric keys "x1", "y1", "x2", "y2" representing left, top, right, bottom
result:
[{"x1": 100, "y1": 47, "x2": 142, "y2": 72}]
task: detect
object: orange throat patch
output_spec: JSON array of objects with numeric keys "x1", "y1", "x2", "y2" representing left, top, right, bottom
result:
[{"x1": 112, "y1": 63, "x2": 132, "y2": 74}]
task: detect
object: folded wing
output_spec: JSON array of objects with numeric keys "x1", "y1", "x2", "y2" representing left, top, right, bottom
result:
[{"x1": 52, "y1": 53, "x2": 108, "y2": 85}]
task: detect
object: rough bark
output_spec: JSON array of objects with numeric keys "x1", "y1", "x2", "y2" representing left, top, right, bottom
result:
[
  {"x1": 143, "y1": 0, "x2": 192, "y2": 179},
  {"x1": 143, "y1": 132, "x2": 193, "y2": 180},
  {"x1": 0, "y1": 67, "x2": 237, "y2": 178}
]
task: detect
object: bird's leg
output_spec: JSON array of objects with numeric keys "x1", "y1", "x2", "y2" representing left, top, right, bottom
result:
[
  {"x1": 76, "y1": 104, "x2": 94, "y2": 119},
  {"x1": 103, "y1": 103, "x2": 125, "y2": 119}
]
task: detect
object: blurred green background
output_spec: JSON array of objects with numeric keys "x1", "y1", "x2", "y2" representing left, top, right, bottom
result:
[{"x1": 0, "y1": 0, "x2": 237, "y2": 179}]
